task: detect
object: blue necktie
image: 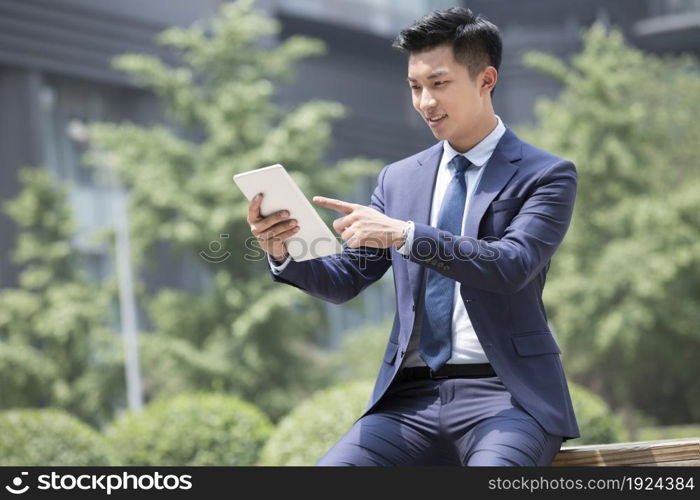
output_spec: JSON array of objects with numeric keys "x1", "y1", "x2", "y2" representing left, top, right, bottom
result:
[{"x1": 419, "y1": 154, "x2": 471, "y2": 371}]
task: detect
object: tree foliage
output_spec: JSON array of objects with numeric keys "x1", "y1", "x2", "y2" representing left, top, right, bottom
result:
[
  {"x1": 83, "y1": 0, "x2": 381, "y2": 420},
  {"x1": 519, "y1": 23, "x2": 700, "y2": 425},
  {"x1": 0, "y1": 0, "x2": 380, "y2": 426},
  {"x1": 0, "y1": 169, "x2": 125, "y2": 425}
]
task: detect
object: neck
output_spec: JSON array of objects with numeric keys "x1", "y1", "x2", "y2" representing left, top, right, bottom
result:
[{"x1": 448, "y1": 110, "x2": 498, "y2": 153}]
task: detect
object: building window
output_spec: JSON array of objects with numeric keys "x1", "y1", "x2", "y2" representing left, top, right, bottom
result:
[{"x1": 38, "y1": 76, "x2": 124, "y2": 283}]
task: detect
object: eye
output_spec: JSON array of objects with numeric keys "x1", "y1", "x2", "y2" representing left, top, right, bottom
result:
[
  {"x1": 434, "y1": 81, "x2": 446, "y2": 87},
  {"x1": 410, "y1": 85, "x2": 421, "y2": 90}
]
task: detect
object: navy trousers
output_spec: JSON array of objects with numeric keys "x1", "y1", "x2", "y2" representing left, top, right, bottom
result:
[{"x1": 316, "y1": 375, "x2": 563, "y2": 466}]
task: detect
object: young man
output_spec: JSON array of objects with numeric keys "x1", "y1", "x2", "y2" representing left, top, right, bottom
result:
[{"x1": 247, "y1": 7, "x2": 580, "y2": 466}]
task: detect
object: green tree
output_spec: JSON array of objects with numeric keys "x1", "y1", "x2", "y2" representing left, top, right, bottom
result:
[
  {"x1": 84, "y1": 0, "x2": 380, "y2": 420},
  {"x1": 0, "y1": 169, "x2": 125, "y2": 425},
  {"x1": 519, "y1": 23, "x2": 700, "y2": 427}
]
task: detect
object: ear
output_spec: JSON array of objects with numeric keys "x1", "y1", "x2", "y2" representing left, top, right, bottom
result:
[{"x1": 480, "y1": 66, "x2": 498, "y2": 96}]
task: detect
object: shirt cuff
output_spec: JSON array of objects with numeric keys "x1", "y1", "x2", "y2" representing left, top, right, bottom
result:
[
  {"x1": 268, "y1": 253, "x2": 292, "y2": 274},
  {"x1": 396, "y1": 221, "x2": 414, "y2": 258}
]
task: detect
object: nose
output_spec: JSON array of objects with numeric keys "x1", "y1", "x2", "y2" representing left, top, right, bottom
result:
[{"x1": 418, "y1": 89, "x2": 437, "y2": 113}]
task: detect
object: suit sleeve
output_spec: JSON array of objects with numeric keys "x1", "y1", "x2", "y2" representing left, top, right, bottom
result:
[
  {"x1": 267, "y1": 166, "x2": 393, "y2": 304},
  {"x1": 407, "y1": 160, "x2": 577, "y2": 294}
]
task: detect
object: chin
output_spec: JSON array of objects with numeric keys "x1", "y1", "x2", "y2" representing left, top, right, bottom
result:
[{"x1": 430, "y1": 129, "x2": 447, "y2": 140}]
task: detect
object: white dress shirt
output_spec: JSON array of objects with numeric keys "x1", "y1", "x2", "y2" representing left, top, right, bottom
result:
[
  {"x1": 269, "y1": 116, "x2": 507, "y2": 367},
  {"x1": 399, "y1": 115, "x2": 506, "y2": 366}
]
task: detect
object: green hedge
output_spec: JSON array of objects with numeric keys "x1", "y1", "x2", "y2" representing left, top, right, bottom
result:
[
  {"x1": 0, "y1": 409, "x2": 111, "y2": 465},
  {"x1": 568, "y1": 383, "x2": 625, "y2": 445},
  {"x1": 260, "y1": 380, "x2": 374, "y2": 466},
  {"x1": 106, "y1": 393, "x2": 272, "y2": 465}
]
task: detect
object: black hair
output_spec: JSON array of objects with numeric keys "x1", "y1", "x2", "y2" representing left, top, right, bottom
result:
[{"x1": 392, "y1": 7, "x2": 502, "y2": 92}]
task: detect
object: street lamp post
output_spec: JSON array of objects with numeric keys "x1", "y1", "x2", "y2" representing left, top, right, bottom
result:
[{"x1": 113, "y1": 188, "x2": 144, "y2": 411}]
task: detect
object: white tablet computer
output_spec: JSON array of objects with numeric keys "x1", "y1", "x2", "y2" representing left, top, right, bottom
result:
[{"x1": 233, "y1": 164, "x2": 343, "y2": 262}]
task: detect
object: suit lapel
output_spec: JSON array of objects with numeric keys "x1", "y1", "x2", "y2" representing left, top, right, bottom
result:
[
  {"x1": 464, "y1": 128, "x2": 522, "y2": 238},
  {"x1": 404, "y1": 142, "x2": 442, "y2": 305}
]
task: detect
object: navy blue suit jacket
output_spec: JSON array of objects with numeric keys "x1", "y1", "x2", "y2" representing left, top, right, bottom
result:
[{"x1": 270, "y1": 127, "x2": 581, "y2": 440}]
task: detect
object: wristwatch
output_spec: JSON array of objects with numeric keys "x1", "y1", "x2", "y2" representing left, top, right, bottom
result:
[{"x1": 396, "y1": 221, "x2": 413, "y2": 250}]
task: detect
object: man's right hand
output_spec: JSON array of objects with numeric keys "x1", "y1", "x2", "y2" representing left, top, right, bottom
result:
[{"x1": 247, "y1": 193, "x2": 299, "y2": 263}]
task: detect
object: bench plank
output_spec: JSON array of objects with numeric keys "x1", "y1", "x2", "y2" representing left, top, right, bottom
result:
[{"x1": 552, "y1": 438, "x2": 700, "y2": 466}]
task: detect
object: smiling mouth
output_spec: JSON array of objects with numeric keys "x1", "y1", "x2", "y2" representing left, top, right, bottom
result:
[{"x1": 427, "y1": 114, "x2": 447, "y2": 127}]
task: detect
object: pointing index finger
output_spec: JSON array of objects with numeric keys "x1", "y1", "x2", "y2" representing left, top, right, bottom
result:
[{"x1": 313, "y1": 196, "x2": 356, "y2": 215}]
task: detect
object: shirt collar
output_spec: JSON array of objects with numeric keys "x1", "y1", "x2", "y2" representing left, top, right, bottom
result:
[{"x1": 442, "y1": 115, "x2": 506, "y2": 169}]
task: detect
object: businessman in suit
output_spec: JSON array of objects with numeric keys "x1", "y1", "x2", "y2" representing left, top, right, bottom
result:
[{"x1": 247, "y1": 7, "x2": 580, "y2": 466}]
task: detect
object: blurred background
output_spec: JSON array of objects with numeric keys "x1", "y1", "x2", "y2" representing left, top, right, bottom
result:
[{"x1": 1, "y1": 0, "x2": 699, "y2": 465}]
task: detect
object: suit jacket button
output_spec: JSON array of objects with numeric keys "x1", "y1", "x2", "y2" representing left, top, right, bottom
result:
[{"x1": 412, "y1": 304, "x2": 416, "y2": 311}]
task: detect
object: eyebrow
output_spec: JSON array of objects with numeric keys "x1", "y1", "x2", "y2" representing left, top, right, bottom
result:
[{"x1": 407, "y1": 70, "x2": 449, "y2": 83}]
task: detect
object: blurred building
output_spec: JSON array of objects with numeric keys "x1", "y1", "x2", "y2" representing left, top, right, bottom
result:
[{"x1": 1, "y1": 0, "x2": 699, "y2": 340}]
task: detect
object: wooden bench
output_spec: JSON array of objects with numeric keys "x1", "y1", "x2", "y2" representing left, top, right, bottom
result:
[{"x1": 552, "y1": 438, "x2": 700, "y2": 466}]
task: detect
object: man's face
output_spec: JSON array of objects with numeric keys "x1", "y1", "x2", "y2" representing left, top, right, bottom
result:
[{"x1": 407, "y1": 44, "x2": 491, "y2": 152}]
